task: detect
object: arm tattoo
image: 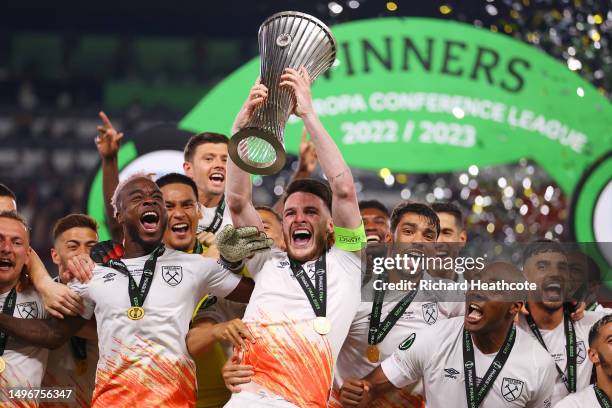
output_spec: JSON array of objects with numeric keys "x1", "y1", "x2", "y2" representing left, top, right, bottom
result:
[
  {"x1": 329, "y1": 170, "x2": 347, "y2": 182},
  {"x1": 0, "y1": 314, "x2": 87, "y2": 349}
]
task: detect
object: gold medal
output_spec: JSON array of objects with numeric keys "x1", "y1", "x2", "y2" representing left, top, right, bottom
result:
[
  {"x1": 0, "y1": 356, "x2": 5, "y2": 374},
  {"x1": 127, "y1": 306, "x2": 145, "y2": 320},
  {"x1": 366, "y1": 345, "x2": 380, "y2": 363},
  {"x1": 313, "y1": 317, "x2": 331, "y2": 335},
  {"x1": 75, "y1": 359, "x2": 88, "y2": 376}
]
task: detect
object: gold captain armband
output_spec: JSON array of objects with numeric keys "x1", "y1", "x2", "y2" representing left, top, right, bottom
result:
[{"x1": 333, "y1": 222, "x2": 366, "y2": 251}]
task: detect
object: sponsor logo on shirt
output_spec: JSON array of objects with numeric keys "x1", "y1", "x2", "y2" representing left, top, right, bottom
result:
[
  {"x1": 103, "y1": 273, "x2": 116, "y2": 283},
  {"x1": 278, "y1": 260, "x2": 290, "y2": 268},
  {"x1": 577, "y1": 341, "x2": 586, "y2": 364},
  {"x1": 17, "y1": 301, "x2": 39, "y2": 319},
  {"x1": 162, "y1": 265, "x2": 183, "y2": 287},
  {"x1": 421, "y1": 302, "x2": 438, "y2": 325},
  {"x1": 501, "y1": 377, "x2": 524, "y2": 402},
  {"x1": 398, "y1": 333, "x2": 416, "y2": 350},
  {"x1": 444, "y1": 368, "x2": 460, "y2": 379}
]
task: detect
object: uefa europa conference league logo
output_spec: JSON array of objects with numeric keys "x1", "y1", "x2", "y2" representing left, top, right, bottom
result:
[{"x1": 88, "y1": 18, "x2": 612, "y2": 276}]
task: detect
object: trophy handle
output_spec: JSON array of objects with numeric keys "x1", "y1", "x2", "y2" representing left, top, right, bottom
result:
[{"x1": 228, "y1": 127, "x2": 287, "y2": 175}]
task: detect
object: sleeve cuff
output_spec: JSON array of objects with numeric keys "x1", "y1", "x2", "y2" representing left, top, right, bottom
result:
[{"x1": 381, "y1": 354, "x2": 411, "y2": 389}]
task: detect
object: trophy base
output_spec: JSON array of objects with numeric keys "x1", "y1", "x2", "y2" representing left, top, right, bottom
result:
[{"x1": 229, "y1": 127, "x2": 287, "y2": 175}]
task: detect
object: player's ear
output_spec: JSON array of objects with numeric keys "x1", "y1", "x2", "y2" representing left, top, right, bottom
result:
[
  {"x1": 50, "y1": 247, "x2": 61, "y2": 266},
  {"x1": 183, "y1": 161, "x2": 193, "y2": 177},
  {"x1": 509, "y1": 301, "x2": 523, "y2": 316},
  {"x1": 589, "y1": 347, "x2": 599, "y2": 365},
  {"x1": 459, "y1": 230, "x2": 467, "y2": 247}
]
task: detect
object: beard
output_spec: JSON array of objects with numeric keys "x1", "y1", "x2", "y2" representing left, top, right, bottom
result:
[
  {"x1": 286, "y1": 230, "x2": 329, "y2": 262},
  {"x1": 125, "y1": 219, "x2": 165, "y2": 253},
  {"x1": 598, "y1": 351, "x2": 612, "y2": 380}
]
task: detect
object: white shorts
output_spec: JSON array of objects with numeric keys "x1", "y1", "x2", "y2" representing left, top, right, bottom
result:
[{"x1": 224, "y1": 391, "x2": 298, "y2": 408}]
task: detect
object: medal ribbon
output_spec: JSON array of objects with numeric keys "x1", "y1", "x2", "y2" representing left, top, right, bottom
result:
[
  {"x1": 204, "y1": 194, "x2": 226, "y2": 233},
  {"x1": 368, "y1": 273, "x2": 419, "y2": 346},
  {"x1": 595, "y1": 385, "x2": 612, "y2": 408},
  {"x1": 0, "y1": 288, "x2": 17, "y2": 357},
  {"x1": 463, "y1": 324, "x2": 516, "y2": 408},
  {"x1": 525, "y1": 306, "x2": 576, "y2": 392},
  {"x1": 106, "y1": 245, "x2": 165, "y2": 308},
  {"x1": 289, "y1": 253, "x2": 327, "y2": 318}
]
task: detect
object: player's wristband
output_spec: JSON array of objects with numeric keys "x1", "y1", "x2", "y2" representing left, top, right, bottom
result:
[{"x1": 334, "y1": 222, "x2": 366, "y2": 251}]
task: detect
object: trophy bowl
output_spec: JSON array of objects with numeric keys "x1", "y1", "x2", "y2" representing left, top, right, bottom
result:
[{"x1": 228, "y1": 11, "x2": 337, "y2": 175}]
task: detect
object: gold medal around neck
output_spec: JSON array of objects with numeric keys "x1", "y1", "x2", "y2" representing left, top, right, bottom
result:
[
  {"x1": 75, "y1": 359, "x2": 88, "y2": 376},
  {"x1": 0, "y1": 356, "x2": 5, "y2": 374},
  {"x1": 313, "y1": 317, "x2": 331, "y2": 335},
  {"x1": 366, "y1": 345, "x2": 380, "y2": 363},
  {"x1": 127, "y1": 306, "x2": 145, "y2": 320}
]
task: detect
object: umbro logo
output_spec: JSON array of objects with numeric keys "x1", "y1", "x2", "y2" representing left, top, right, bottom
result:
[
  {"x1": 444, "y1": 368, "x2": 460, "y2": 379},
  {"x1": 102, "y1": 273, "x2": 116, "y2": 283}
]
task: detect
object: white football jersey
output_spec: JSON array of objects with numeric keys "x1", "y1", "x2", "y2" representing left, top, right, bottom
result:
[
  {"x1": 225, "y1": 246, "x2": 362, "y2": 408},
  {"x1": 331, "y1": 285, "x2": 464, "y2": 408},
  {"x1": 197, "y1": 201, "x2": 232, "y2": 234},
  {"x1": 382, "y1": 316, "x2": 557, "y2": 407},
  {"x1": 0, "y1": 287, "x2": 48, "y2": 403},
  {"x1": 553, "y1": 385, "x2": 602, "y2": 407},
  {"x1": 517, "y1": 310, "x2": 606, "y2": 405},
  {"x1": 68, "y1": 248, "x2": 241, "y2": 408}
]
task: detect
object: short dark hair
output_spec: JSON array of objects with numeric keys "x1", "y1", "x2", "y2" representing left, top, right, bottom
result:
[
  {"x1": 284, "y1": 179, "x2": 332, "y2": 212},
  {"x1": 255, "y1": 206, "x2": 282, "y2": 223},
  {"x1": 432, "y1": 202, "x2": 464, "y2": 229},
  {"x1": 156, "y1": 172, "x2": 199, "y2": 201},
  {"x1": 52, "y1": 214, "x2": 98, "y2": 241},
  {"x1": 0, "y1": 210, "x2": 29, "y2": 230},
  {"x1": 589, "y1": 314, "x2": 612, "y2": 346},
  {"x1": 184, "y1": 132, "x2": 229, "y2": 162},
  {"x1": 0, "y1": 183, "x2": 16, "y2": 200},
  {"x1": 359, "y1": 200, "x2": 389, "y2": 217},
  {"x1": 522, "y1": 239, "x2": 565, "y2": 266},
  {"x1": 390, "y1": 201, "x2": 440, "y2": 236}
]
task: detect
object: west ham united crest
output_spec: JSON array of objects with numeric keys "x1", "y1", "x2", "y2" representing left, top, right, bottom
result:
[
  {"x1": 17, "y1": 302, "x2": 39, "y2": 319},
  {"x1": 577, "y1": 341, "x2": 586, "y2": 364},
  {"x1": 162, "y1": 266, "x2": 183, "y2": 287},
  {"x1": 421, "y1": 302, "x2": 438, "y2": 325},
  {"x1": 501, "y1": 377, "x2": 524, "y2": 402}
]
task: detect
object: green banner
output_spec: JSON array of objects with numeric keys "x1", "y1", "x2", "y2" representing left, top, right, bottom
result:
[{"x1": 179, "y1": 17, "x2": 612, "y2": 267}]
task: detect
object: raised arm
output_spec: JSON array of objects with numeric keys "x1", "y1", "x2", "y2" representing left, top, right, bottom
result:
[
  {"x1": 95, "y1": 111, "x2": 124, "y2": 242},
  {"x1": 0, "y1": 314, "x2": 87, "y2": 350},
  {"x1": 226, "y1": 80, "x2": 267, "y2": 230},
  {"x1": 280, "y1": 68, "x2": 360, "y2": 229}
]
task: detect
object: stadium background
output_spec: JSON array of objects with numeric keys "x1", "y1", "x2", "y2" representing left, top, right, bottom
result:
[{"x1": 1, "y1": 0, "x2": 610, "y2": 266}]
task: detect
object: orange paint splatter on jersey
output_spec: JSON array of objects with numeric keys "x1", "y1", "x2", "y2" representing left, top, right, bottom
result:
[
  {"x1": 91, "y1": 336, "x2": 196, "y2": 408},
  {"x1": 1, "y1": 374, "x2": 41, "y2": 408},
  {"x1": 241, "y1": 315, "x2": 333, "y2": 408}
]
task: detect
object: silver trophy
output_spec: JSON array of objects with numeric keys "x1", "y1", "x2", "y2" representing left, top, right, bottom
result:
[{"x1": 228, "y1": 11, "x2": 337, "y2": 175}]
